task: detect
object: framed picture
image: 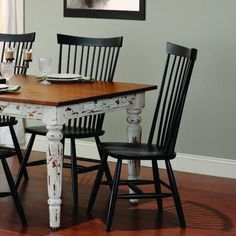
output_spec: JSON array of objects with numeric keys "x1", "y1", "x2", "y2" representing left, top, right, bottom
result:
[{"x1": 64, "y1": 0, "x2": 145, "y2": 20}]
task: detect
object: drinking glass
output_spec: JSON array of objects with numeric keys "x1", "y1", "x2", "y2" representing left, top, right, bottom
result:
[
  {"x1": 0, "y1": 61, "x2": 15, "y2": 83},
  {"x1": 38, "y1": 57, "x2": 52, "y2": 85}
]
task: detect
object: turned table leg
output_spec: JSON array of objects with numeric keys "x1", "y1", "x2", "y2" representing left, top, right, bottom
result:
[
  {"x1": 127, "y1": 93, "x2": 145, "y2": 204},
  {"x1": 46, "y1": 125, "x2": 63, "y2": 229}
]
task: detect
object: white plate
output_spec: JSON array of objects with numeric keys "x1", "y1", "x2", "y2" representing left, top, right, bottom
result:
[
  {"x1": 47, "y1": 73, "x2": 81, "y2": 79},
  {"x1": 47, "y1": 77, "x2": 94, "y2": 84}
]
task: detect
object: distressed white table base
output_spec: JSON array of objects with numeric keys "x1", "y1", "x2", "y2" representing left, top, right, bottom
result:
[{"x1": 0, "y1": 93, "x2": 145, "y2": 228}]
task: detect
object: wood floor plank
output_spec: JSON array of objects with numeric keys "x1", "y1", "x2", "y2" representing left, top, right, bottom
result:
[{"x1": 0, "y1": 151, "x2": 236, "y2": 236}]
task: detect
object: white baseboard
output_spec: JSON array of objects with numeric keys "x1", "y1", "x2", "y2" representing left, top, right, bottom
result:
[{"x1": 24, "y1": 134, "x2": 236, "y2": 179}]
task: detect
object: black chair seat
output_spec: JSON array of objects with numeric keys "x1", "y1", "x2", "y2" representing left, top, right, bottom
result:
[
  {"x1": 0, "y1": 118, "x2": 17, "y2": 127},
  {"x1": 0, "y1": 147, "x2": 16, "y2": 158},
  {"x1": 101, "y1": 142, "x2": 176, "y2": 160},
  {"x1": 25, "y1": 126, "x2": 105, "y2": 138}
]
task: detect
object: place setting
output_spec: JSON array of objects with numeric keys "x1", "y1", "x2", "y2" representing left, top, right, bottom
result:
[
  {"x1": 46, "y1": 73, "x2": 94, "y2": 83},
  {"x1": 37, "y1": 57, "x2": 94, "y2": 84}
]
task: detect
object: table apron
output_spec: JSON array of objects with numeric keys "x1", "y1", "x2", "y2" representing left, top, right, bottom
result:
[
  {"x1": 0, "y1": 102, "x2": 43, "y2": 119},
  {"x1": 0, "y1": 93, "x2": 140, "y2": 124}
]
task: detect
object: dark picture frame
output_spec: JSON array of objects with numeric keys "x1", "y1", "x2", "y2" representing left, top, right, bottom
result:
[{"x1": 64, "y1": 0, "x2": 145, "y2": 20}]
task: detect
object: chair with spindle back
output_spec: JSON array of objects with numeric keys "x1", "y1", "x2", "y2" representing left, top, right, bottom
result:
[
  {"x1": 18, "y1": 34, "x2": 123, "y2": 206},
  {"x1": 0, "y1": 32, "x2": 35, "y2": 180},
  {"x1": 87, "y1": 42, "x2": 198, "y2": 231},
  {"x1": 0, "y1": 32, "x2": 36, "y2": 226}
]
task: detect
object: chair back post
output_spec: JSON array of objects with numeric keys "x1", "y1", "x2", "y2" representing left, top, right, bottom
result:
[
  {"x1": 148, "y1": 54, "x2": 171, "y2": 145},
  {"x1": 166, "y1": 48, "x2": 197, "y2": 153},
  {"x1": 148, "y1": 42, "x2": 198, "y2": 155}
]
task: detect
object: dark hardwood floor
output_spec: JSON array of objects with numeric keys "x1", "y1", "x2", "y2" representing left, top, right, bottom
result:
[{"x1": 0, "y1": 151, "x2": 236, "y2": 236}]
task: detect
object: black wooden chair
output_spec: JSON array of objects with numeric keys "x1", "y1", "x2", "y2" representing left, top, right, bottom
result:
[
  {"x1": 18, "y1": 34, "x2": 123, "y2": 206},
  {"x1": 0, "y1": 147, "x2": 27, "y2": 226},
  {"x1": 0, "y1": 32, "x2": 36, "y2": 185},
  {"x1": 87, "y1": 42, "x2": 198, "y2": 232}
]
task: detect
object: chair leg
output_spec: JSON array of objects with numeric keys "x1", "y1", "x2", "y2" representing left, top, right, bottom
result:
[
  {"x1": 106, "y1": 159, "x2": 122, "y2": 232},
  {"x1": 9, "y1": 125, "x2": 29, "y2": 180},
  {"x1": 87, "y1": 153, "x2": 109, "y2": 213},
  {"x1": 15, "y1": 133, "x2": 36, "y2": 188},
  {"x1": 61, "y1": 137, "x2": 65, "y2": 154},
  {"x1": 165, "y1": 160, "x2": 186, "y2": 228},
  {"x1": 71, "y1": 138, "x2": 78, "y2": 206},
  {"x1": 1, "y1": 158, "x2": 27, "y2": 226},
  {"x1": 95, "y1": 136, "x2": 113, "y2": 190},
  {"x1": 152, "y1": 160, "x2": 163, "y2": 212}
]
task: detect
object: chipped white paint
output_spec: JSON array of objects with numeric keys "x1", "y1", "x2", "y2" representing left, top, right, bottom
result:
[
  {"x1": 46, "y1": 125, "x2": 63, "y2": 228},
  {"x1": 0, "y1": 102, "x2": 43, "y2": 119},
  {"x1": 42, "y1": 106, "x2": 65, "y2": 126},
  {"x1": 63, "y1": 94, "x2": 136, "y2": 120},
  {"x1": 25, "y1": 104, "x2": 43, "y2": 119},
  {"x1": 127, "y1": 93, "x2": 145, "y2": 204},
  {"x1": 0, "y1": 92, "x2": 144, "y2": 228}
]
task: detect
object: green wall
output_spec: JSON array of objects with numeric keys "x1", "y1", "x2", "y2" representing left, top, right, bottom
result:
[{"x1": 24, "y1": 0, "x2": 236, "y2": 160}]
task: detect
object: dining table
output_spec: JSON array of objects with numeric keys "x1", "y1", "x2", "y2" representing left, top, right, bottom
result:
[{"x1": 0, "y1": 74, "x2": 157, "y2": 229}]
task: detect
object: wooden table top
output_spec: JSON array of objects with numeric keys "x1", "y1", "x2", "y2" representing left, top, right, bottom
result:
[{"x1": 0, "y1": 75, "x2": 157, "y2": 106}]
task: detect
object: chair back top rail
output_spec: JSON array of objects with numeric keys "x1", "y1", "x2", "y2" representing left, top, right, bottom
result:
[
  {"x1": 0, "y1": 33, "x2": 36, "y2": 43},
  {"x1": 57, "y1": 34, "x2": 123, "y2": 47}
]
